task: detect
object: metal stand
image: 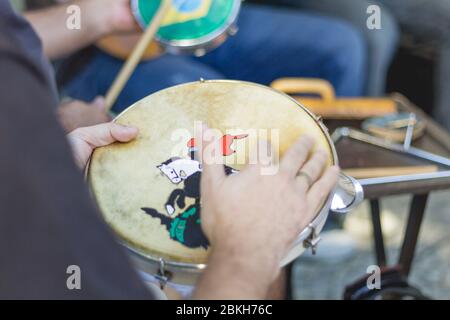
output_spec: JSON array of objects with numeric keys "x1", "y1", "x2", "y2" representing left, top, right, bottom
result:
[
  {"x1": 333, "y1": 127, "x2": 439, "y2": 276},
  {"x1": 370, "y1": 199, "x2": 387, "y2": 267},
  {"x1": 398, "y1": 193, "x2": 429, "y2": 276},
  {"x1": 285, "y1": 263, "x2": 293, "y2": 300},
  {"x1": 369, "y1": 193, "x2": 429, "y2": 277}
]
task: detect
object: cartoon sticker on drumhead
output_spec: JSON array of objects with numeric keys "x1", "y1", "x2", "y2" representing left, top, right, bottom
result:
[{"x1": 141, "y1": 134, "x2": 246, "y2": 249}]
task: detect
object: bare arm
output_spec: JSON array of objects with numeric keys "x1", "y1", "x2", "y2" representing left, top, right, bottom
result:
[{"x1": 24, "y1": 0, "x2": 137, "y2": 59}]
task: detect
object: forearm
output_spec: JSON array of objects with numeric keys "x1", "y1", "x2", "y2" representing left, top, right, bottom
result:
[
  {"x1": 193, "y1": 245, "x2": 279, "y2": 300},
  {"x1": 24, "y1": 0, "x2": 111, "y2": 59}
]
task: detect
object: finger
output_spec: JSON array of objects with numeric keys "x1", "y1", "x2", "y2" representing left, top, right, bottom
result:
[
  {"x1": 91, "y1": 97, "x2": 112, "y2": 120},
  {"x1": 110, "y1": 122, "x2": 139, "y2": 142},
  {"x1": 195, "y1": 123, "x2": 225, "y2": 190},
  {"x1": 92, "y1": 96, "x2": 106, "y2": 111},
  {"x1": 296, "y1": 149, "x2": 329, "y2": 191},
  {"x1": 248, "y1": 138, "x2": 280, "y2": 176},
  {"x1": 280, "y1": 135, "x2": 314, "y2": 176},
  {"x1": 72, "y1": 122, "x2": 138, "y2": 147},
  {"x1": 307, "y1": 166, "x2": 340, "y2": 212}
]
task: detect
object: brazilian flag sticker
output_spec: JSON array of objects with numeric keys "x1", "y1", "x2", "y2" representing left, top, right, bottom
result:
[{"x1": 161, "y1": 0, "x2": 212, "y2": 26}]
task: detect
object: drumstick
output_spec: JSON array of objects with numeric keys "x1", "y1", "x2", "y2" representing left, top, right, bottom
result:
[{"x1": 105, "y1": 0, "x2": 172, "y2": 110}]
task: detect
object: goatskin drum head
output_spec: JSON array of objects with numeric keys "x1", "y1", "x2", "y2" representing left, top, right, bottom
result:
[{"x1": 87, "y1": 80, "x2": 333, "y2": 265}]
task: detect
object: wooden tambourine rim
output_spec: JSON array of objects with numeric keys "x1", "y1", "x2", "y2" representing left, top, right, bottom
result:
[{"x1": 86, "y1": 80, "x2": 338, "y2": 272}]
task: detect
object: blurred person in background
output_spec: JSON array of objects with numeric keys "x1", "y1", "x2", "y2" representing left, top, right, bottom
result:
[
  {"x1": 252, "y1": 0, "x2": 399, "y2": 97},
  {"x1": 377, "y1": 0, "x2": 450, "y2": 131},
  {"x1": 259, "y1": 0, "x2": 450, "y2": 131},
  {"x1": 23, "y1": 0, "x2": 367, "y2": 125}
]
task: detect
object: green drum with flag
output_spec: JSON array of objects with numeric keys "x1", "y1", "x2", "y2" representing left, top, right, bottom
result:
[{"x1": 131, "y1": 0, "x2": 241, "y2": 56}]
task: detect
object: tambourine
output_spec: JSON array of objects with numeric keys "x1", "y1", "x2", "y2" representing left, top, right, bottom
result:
[
  {"x1": 87, "y1": 80, "x2": 363, "y2": 287},
  {"x1": 97, "y1": 0, "x2": 241, "y2": 60}
]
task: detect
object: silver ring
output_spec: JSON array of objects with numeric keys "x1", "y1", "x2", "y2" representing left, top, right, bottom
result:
[{"x1": 297, "y1": 171, "x2": 313, "y2": 188}]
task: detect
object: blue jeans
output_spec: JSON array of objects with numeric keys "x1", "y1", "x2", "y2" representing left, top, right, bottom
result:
[
  {"x1": 63, "y1": 4, "x2": 366, "y2": 113},
  {"x1": 278, "y1": 0, "x2": 399, "y2": 97}
]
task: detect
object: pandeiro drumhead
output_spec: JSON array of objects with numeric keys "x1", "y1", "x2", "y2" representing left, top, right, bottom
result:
[{"x1": 88, "y1": 80, "x2": 335, "y2": 270}]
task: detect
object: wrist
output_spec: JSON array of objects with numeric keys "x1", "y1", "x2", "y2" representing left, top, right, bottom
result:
[
  {"x1": 205, "y1": 242, "x2": 280, "y2": 298},
  {"x1": 211, "y1": 232, "x2": 285, "y2": 271}
]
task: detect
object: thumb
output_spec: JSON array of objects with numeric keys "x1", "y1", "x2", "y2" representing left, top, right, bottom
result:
[
  {"x1": 110, "y1": 122, "x2": 139, "y2": 143},
  {"x1": 73, "y1": 122, "x2": 138, "y2": 148}
]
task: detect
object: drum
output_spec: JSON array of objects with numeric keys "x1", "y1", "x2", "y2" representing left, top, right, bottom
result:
[
  {"x1": 87, "y1": 80, "x2": 363, "y2": 287},
  {"x1": 131, "y1": 0, "x2": 241, "y2": 56}
]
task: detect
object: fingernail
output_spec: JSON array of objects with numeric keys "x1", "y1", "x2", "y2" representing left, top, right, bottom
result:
[
  {"x1": 117, "y1": 124, "x2": 138, "y2": 133},
  {"x1": 124, "y1": 126, "x2": 138, "y2": 133}
]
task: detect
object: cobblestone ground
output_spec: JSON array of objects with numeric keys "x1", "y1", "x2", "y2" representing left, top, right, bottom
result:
[{"x1": 292, "y1": 190, "x2": 450, "y2": 300}]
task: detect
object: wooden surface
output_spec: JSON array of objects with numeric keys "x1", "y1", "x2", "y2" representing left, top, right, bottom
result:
[
  {"x1": 271, "y1": 78, "x2": 397, "y2": 119},
  {"x1": 343, "y1": 165, "x2": 438, "y2": 179},
  {"x1": 328, "y1": 93, "x2": 450, "y2": 198},
  {"x1": 294, "y1": 97, "x2": 397, "y2": 119}
]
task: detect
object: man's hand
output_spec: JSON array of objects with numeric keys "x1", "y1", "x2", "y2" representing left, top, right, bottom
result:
[
  {"x1": 57, "y1": 97, "x2": 111, "y2": 133},
  {"x1": 67, "y1": 122, "x2": 138, "y2": 169},
  {"x1": 88, "y1": 0, "x2": 139, "y2": 35},
  {"x1": 194, "y1": 126, "x2": 339, "y2": 299}
]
